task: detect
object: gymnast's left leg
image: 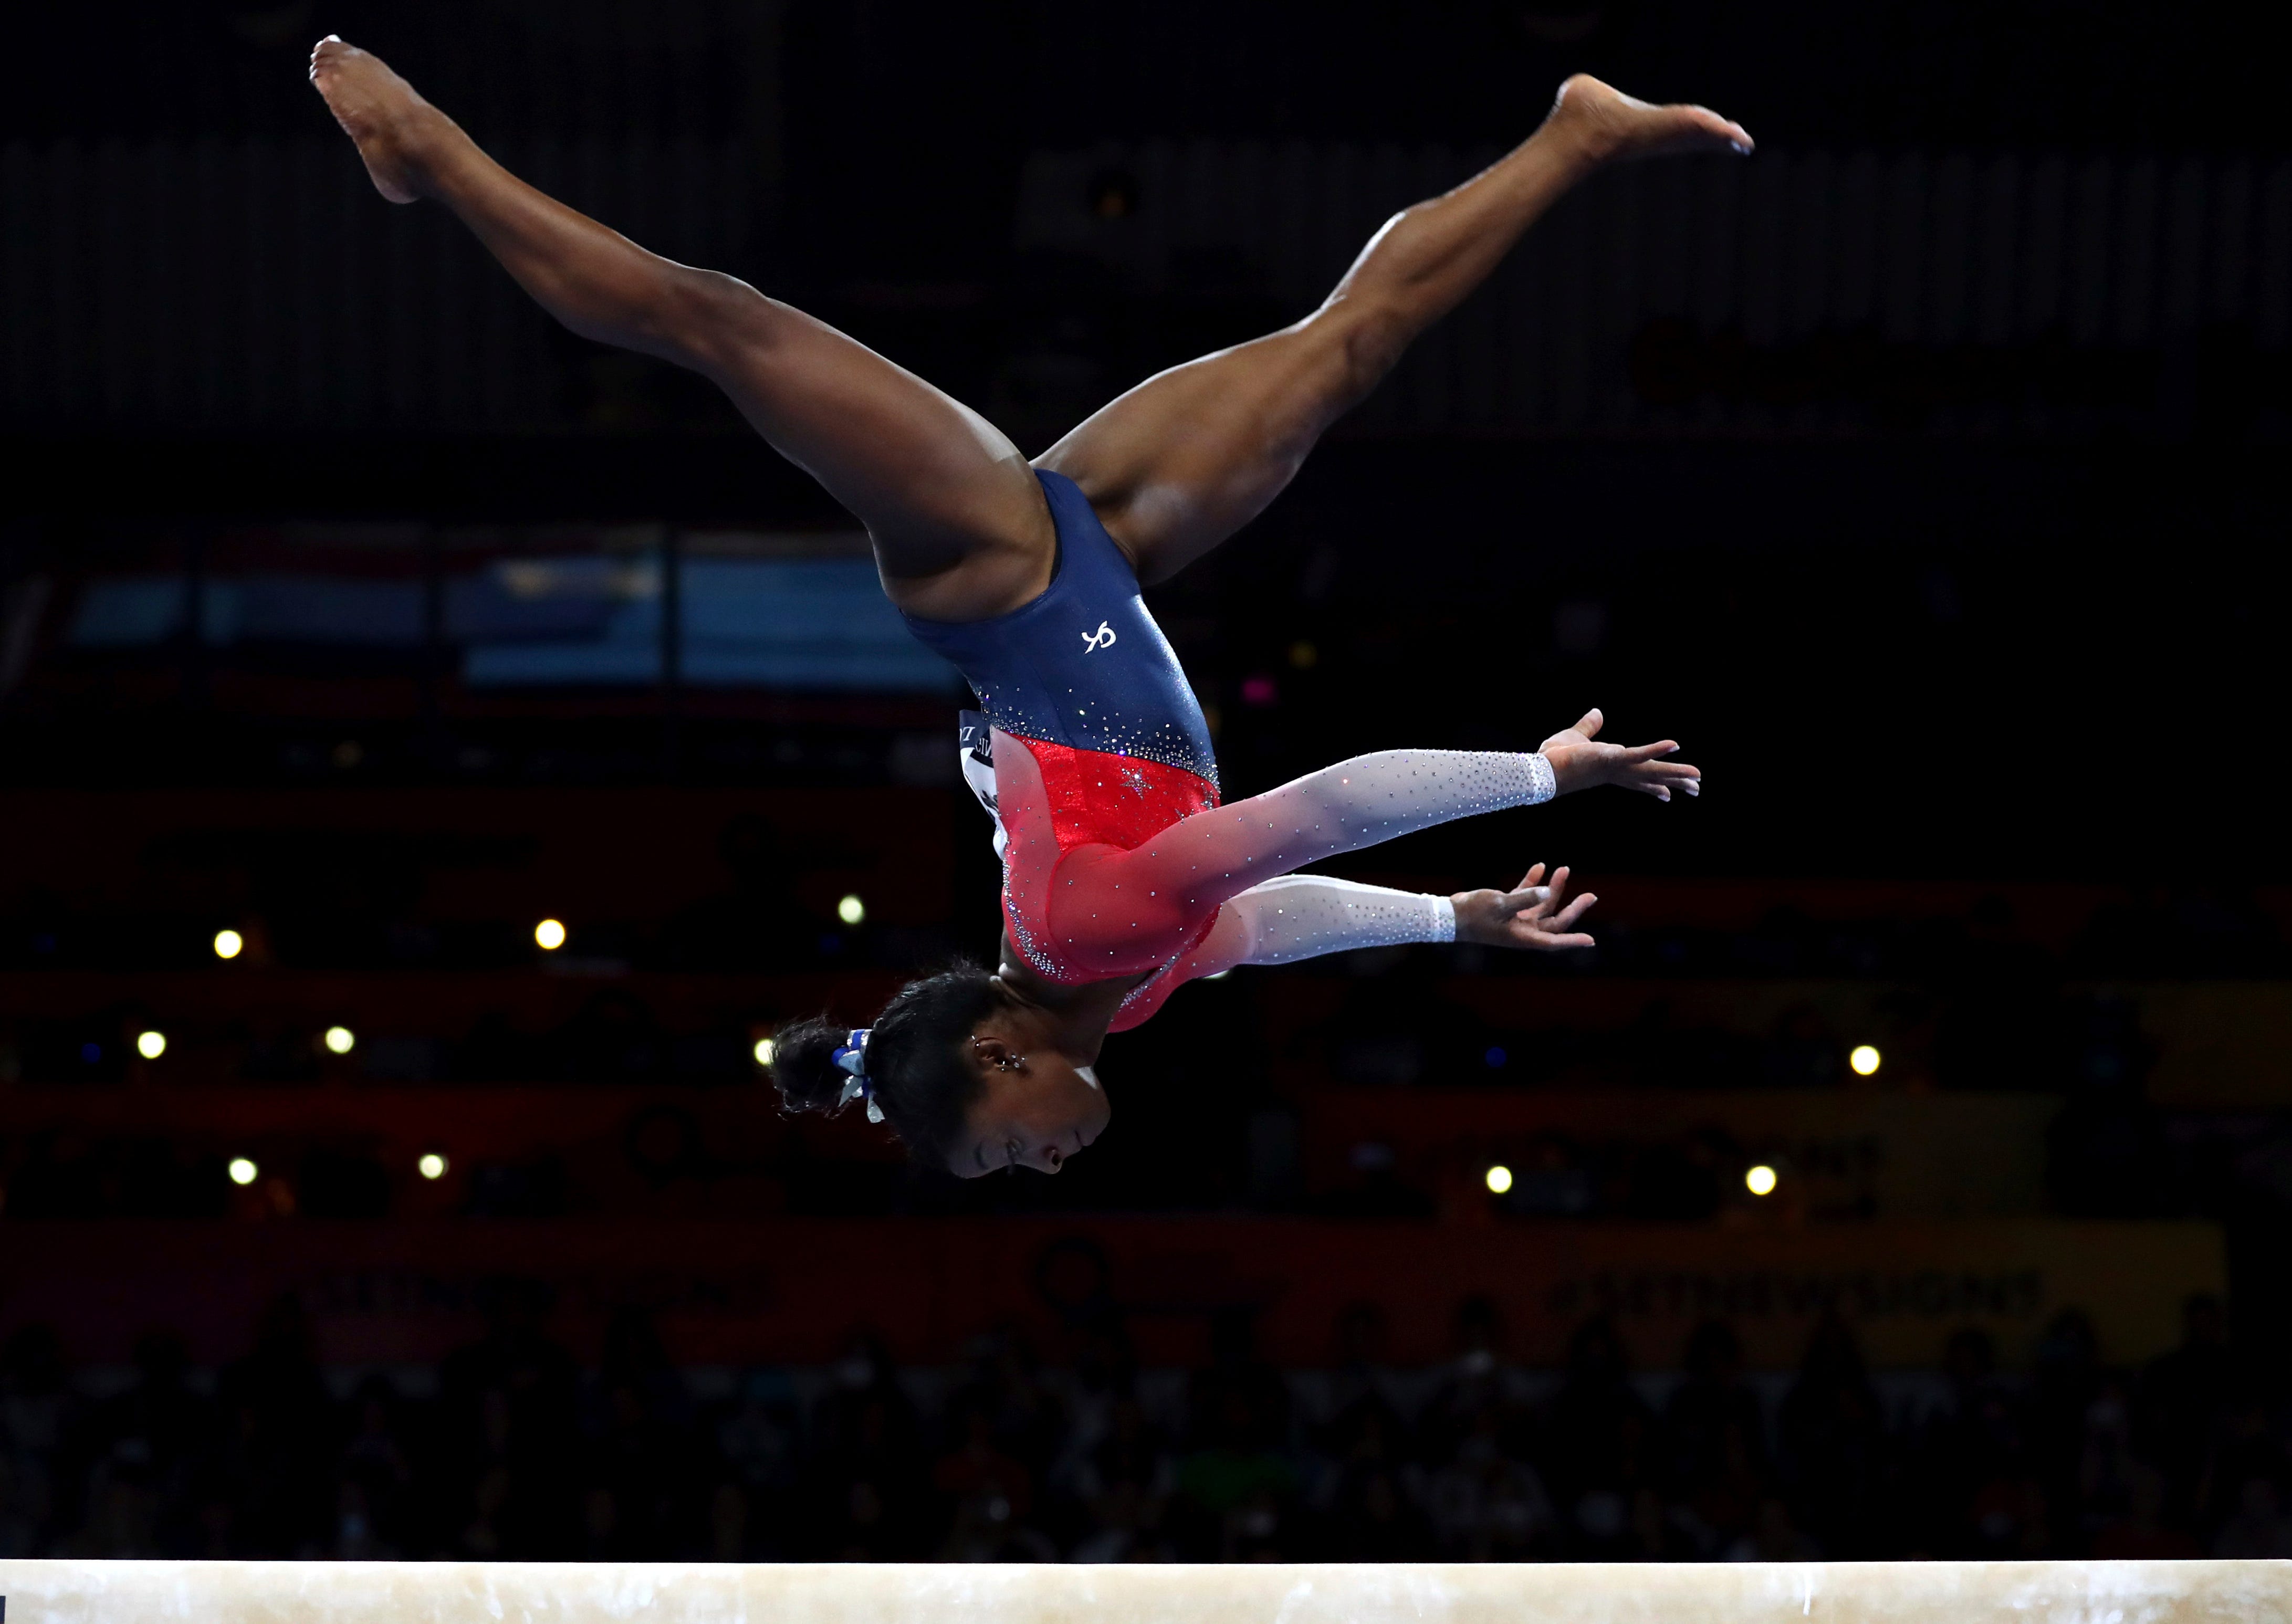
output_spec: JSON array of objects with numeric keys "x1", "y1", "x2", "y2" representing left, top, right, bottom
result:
[{"x1": 1038, "y1": 76, "x2": 1750, "y2": 584}]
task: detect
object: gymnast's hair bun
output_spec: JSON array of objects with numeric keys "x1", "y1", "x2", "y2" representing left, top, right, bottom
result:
[
  {"x1": 764, "y1": 966, "x2": 999, "y2": 1166},
  {"x1": 768, "y1": 1015, "x2": 851, "y2": 1115}
]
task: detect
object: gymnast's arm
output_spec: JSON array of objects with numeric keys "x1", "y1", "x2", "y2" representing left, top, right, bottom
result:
[
  {"x1": 1239, "y1": 863, "x2": 1599, "y2": 961},
  {"x1": 1104, "y1": 866, "x2": 1597, "y2": 1031},
  {"x1": 1059, "y1": 708, "x2": 1693, "y2": 945}
]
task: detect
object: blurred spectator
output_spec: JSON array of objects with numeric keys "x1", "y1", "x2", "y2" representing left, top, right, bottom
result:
[
  {"x1": 947, "y1": 1325, "x2": 1064, "y2": 1489},
  {"x1": 213, "y1": 1294, "x2": 336, "y2": 1555},
  {"x1": 1540, "y1": 1316, "x2": 1652, "y2": 1558},
  {"x1": 2026, "y1": 1310, "x2": 2100, "y2": 1550},
  {"x1": 0, "y1": 1324, "x2": 75, "y2": 1556},
  {"x1": 1314, "y1": 1303, "x2": 1407, "y2": 1476},
  {"x1": 2136, "y1": 1295, "x2": 2234, "y2": 1533},
  {"x1": 2197, "y1": 1384, "x2": 2289, "y2": 1540},
  {"x1": 1176, "y1": 1312, "x2": 1300, "y2": 1560},
  {"x1": 1312, "y1": 1384, "x2": 1431, "y2": 1559},
  {"x1": 1777, "y1": 1311, "x2": 1890, "y2": 1557},
  {"x1": 713, "y1": 1368, "x2": 801, "y2": 1559},
  {"x1": 437, "y1": 1279, "x2": 581, "y2": 1557},
  {"x1": 1904, "y1": 1326, "x2": 2029, "y2": 1556},
  {"x1": 2212, "y1": 1474, "x2": 2292, "y2": 1558},
  {"x1": 1045, "y1": 1314, "x2": 1138, "y2": 1500},
  {"x1": 69, "y1": 1329, "x2": 210, "y2": 1557},
  {"x1": 2075, "y1": 1369, "x2": 2140, "y2": 1547},
  {"x1": 933, "y1": 1396, "x2": 1052, "y2": 1560},
  {"x1": 1725, "y1": 1496, "x2": 1822, "y2": 1561},
  {"x1": 1421, "y1": 1397, "x2": 1553, "y2": 1558},
  {"x1": 1065, "y1": 1394, "x2": 1177, "y2": 1562},
  {"x1": 1418, "y1": 1295, "x2": 1530, "y2": 1468},
  {"x1": 2090, "y1": 1462, "x2": 2201, "y2": 1558},
  {"x1": 335, "y1": 1374, "x2": 414, "y2": 1558},
  {"x1": 580, "y1": 1309, "x2": 697, "y2": 1558},
  {"x1": 803, "y1": 1329, "x2": 926, "y2": 1558},
  {"x1": 1659, "y1": 1321, "x2": 1767, "y2": 1557}
]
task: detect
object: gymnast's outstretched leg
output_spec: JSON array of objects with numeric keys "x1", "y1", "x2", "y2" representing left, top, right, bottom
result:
[
  {"x1": 308, "y1": 36, "x2": 1053, "y2": 622},
  {"x1": 1039, "y1": 77, "x2": 1752, "y2": 583}
]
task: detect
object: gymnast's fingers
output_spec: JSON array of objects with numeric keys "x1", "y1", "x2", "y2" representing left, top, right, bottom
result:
[
  {"x1": 1574, "y1": 707, "x2": 1604, "y2": 739},
  {"x1": 1548, "y1": 891, "x2": 1596, "y2": 929},
  {"x1": 1634, "y1": 759, "x2": 1700, "y2": 794},
  {"x1": 1515, "y1": 862, "x2": 1547, "y2": 892},
  {"x1": 1498, "y1": 885, "x2": 1553, "y2": 918}
]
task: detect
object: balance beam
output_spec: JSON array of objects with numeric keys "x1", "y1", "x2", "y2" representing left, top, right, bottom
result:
[{"x1": 0, "y1": 1560, "x2": 2284, "y2": 1622}]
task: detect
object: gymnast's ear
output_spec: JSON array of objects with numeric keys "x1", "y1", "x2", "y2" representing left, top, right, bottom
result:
[{"x1": 968, "y1": 1034, "x2": 1025, "y2": 1074}]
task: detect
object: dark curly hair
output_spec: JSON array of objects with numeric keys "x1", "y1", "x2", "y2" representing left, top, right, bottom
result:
[{"x1": 770, "y1": 962, "x2": 999, "y2": 1168}]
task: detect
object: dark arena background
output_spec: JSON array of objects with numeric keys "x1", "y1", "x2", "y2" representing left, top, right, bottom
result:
[{"x1": 1, "y1": 0, "x2": 2290, "y2": 1574}]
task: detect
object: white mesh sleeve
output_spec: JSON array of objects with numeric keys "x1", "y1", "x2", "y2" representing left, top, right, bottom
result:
[{"x1": 1227, "y1": 874, "x2": 1458, "y2": 966}]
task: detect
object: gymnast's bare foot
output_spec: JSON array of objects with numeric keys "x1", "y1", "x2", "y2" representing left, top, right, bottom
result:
[
  {"x1": 308, "y1": 35, "x2": 459, "y2": 204},
  {"x1": 1544, "y1": 74, "x2": 1753, "y2": 167}
]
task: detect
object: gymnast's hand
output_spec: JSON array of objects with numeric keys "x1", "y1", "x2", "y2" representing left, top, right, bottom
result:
[
  {"x1": 1451, "y1": 863, "x2": 1596, "y2": 951},
  {"x1": 1539, "y1": 707, "x2": 1701, "y2": 801}
]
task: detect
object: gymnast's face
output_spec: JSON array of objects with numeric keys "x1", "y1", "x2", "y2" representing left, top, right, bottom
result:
[{"x1": 953, "y1": 1033, "x2": 1111, "y2": 1178}]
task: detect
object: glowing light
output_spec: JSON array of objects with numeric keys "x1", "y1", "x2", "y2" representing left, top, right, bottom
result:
[
  {"x1": 1849, "y1": 1044, "x2": 1881, "y2": 1076},
  {"x1": 136, "y1": 1030, "x2": 168, "y2": 1060},
  {"x1": 213, "y1": 929, "x2": 244, "y2": 960},
  {"x1": 1745, "y1": 1164, "x2": 1778, "y2": 1197},
  {"x1": 1288, "y1": 640, "x2": 1319, "y2": 669},
  {"x1": 323, "y1": 1025, "x2": 355, "y2": 1055},
  {"x1": 534, "y1": 918, "x2": 567, "y2": 950},
  {"x1": 836, "y1": 894, "x2": 866, "y2": 926},
  {"x1": 1483, "y1": 1045, "x2": 1508, "y2": 1068},
  {"x1": 417, "y1": 1152, "x2": 448, "y2": 1181},
  {"x1": 753, "y1": 1036, "x2": 777, "y2": 1066},
  {"x1": 227, "y1": 1157, "x2": 259, "y2": 1187},
  {"x1": 1485, "y1": 1164, "x2": 1515, "y2": 1195}
]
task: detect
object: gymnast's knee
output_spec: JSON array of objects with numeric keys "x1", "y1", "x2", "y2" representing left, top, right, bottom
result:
[
  {"x1": 630, "y1": 265, "x2": 775, "y2": 368},
  {"x1": 1304, "y1": 299, "x2": 1412, "y2": 406}
]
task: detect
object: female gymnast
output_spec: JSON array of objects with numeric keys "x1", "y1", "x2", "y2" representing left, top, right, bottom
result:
[{"x1": 310, "y1": 37, "x2": 1744, "y2": 1178}]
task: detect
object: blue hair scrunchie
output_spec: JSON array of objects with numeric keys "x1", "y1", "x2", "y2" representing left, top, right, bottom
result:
[{"x1": 832, "y1": 1028, "x2": 883, "y2": 1123}]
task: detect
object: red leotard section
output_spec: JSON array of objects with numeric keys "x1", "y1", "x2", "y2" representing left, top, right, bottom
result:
[{"x1": 993, "y1": 728, "x2": 1554, "y2": 1000}]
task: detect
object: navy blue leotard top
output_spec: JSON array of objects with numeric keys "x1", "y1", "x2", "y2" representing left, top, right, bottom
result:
[{"x1": 899, "y1": 469, "x2": 1218, "y2": 788}]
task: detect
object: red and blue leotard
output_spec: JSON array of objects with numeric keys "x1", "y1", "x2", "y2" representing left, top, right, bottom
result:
[
  {"x1": 904, "y1": 470, "x2": 1556, "y2": 1028},
  {"x1": 903, "y1": 470, "x2": 1222, "y2": 987}
]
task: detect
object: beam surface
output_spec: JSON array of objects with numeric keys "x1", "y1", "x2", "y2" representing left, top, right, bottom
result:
[{"x1": 0, "y1": 1560, "x2": 2285, "y2": 1623}]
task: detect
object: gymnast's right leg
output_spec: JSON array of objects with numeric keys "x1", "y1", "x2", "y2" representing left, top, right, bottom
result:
[{"x1": 307, "y1": 36, "x2": 1053, "y2": 622}]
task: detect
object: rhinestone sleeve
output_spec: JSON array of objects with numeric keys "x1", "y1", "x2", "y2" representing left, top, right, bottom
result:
[
  {"x1": 1232, "y1": 875, "x2": 1458, "y2": 965},
  {"x1": 1025, "y1": 749, "x2": 1556, "y2": 984}
]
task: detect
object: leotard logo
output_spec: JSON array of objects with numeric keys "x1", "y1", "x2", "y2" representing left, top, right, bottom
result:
[{"x1": 1081, "y1": 621, "x2": 1118, "y2": 652}]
